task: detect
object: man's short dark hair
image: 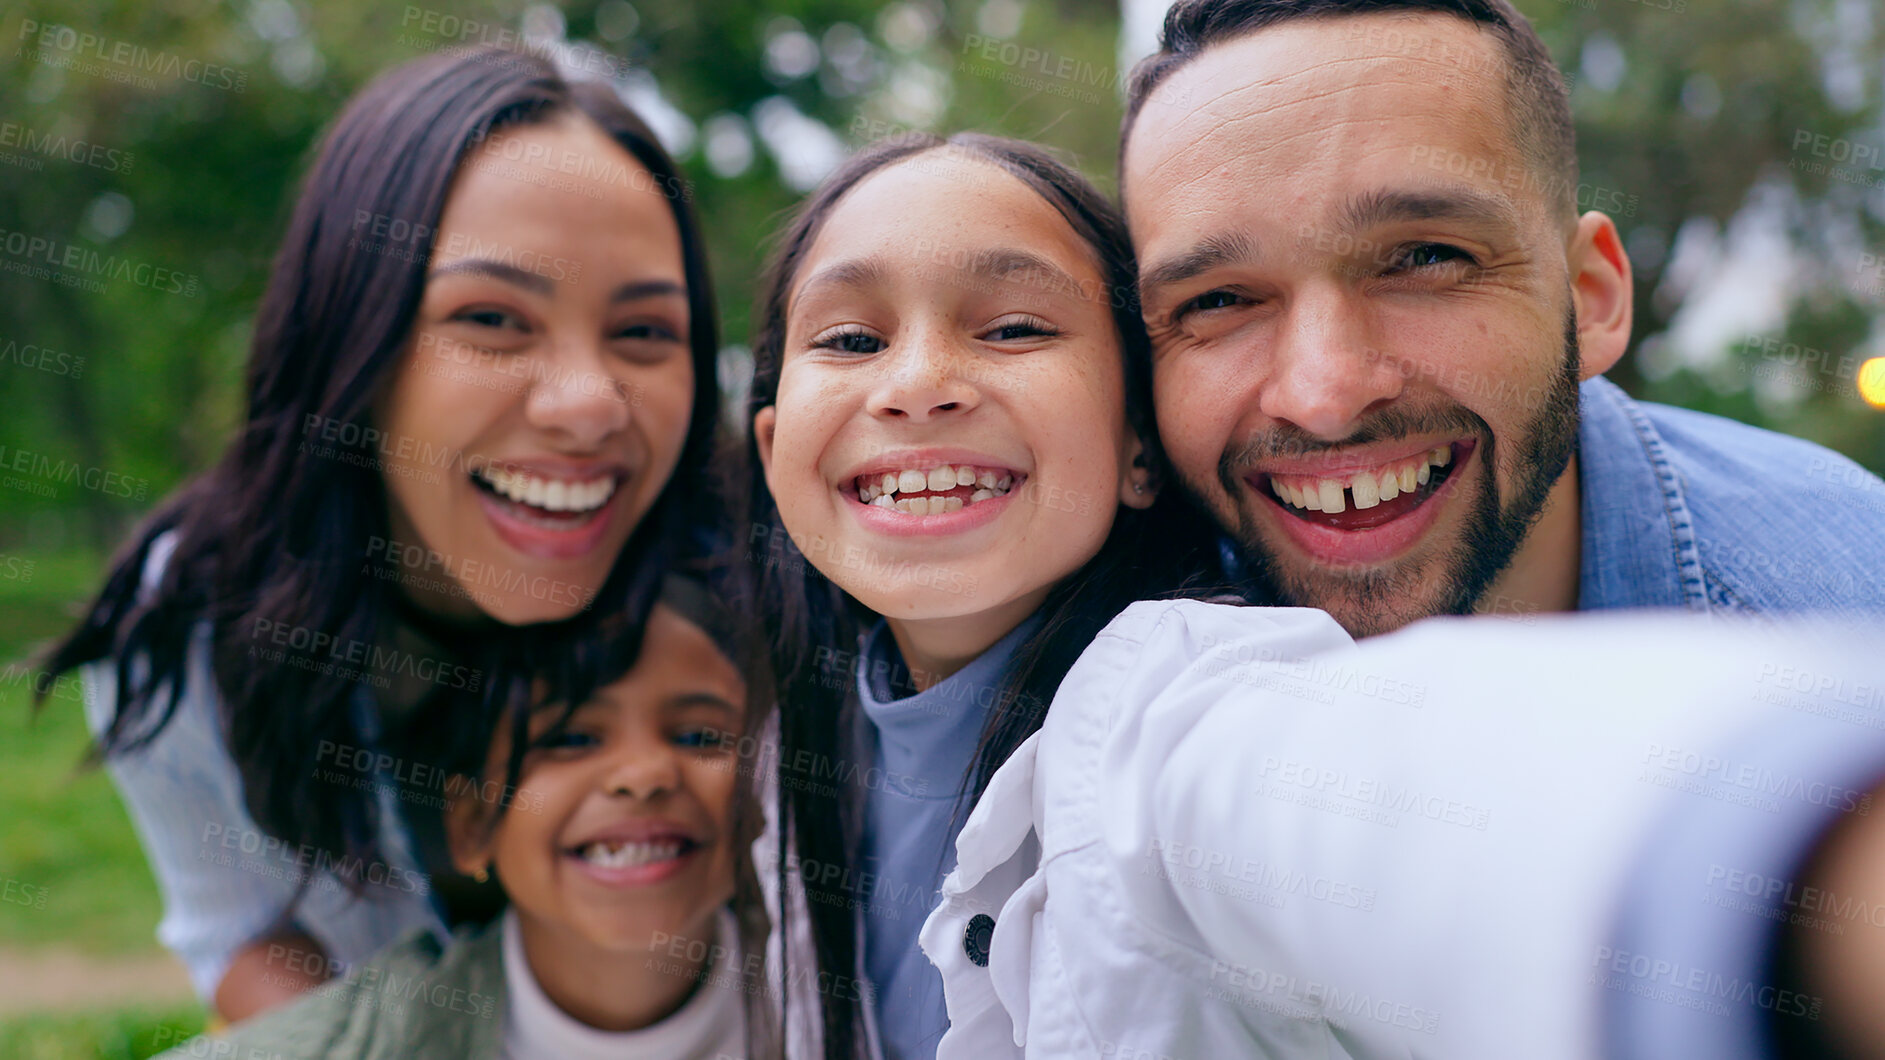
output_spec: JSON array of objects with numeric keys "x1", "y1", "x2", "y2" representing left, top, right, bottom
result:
[{"x1": 1122, "y1": 0, "x2": 1578, "y2": 214}]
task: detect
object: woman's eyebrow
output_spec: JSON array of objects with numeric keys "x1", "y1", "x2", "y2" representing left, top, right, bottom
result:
[
  {"x1": 430, "y1": 257, "x2": 554, "y2": 295},
  {"x1": 608, "y1": 278, "x2": 686, "y2": 304}
]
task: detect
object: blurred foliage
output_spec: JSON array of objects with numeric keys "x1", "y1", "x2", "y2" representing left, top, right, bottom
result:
[{"x1": 0, "y1": 0, "x2": 1881, "y2": 562}]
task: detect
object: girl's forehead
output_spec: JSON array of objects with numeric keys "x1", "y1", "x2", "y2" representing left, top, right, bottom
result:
[{"x1": 797, "y1": 153, "x2": 1104, "y2": 297}]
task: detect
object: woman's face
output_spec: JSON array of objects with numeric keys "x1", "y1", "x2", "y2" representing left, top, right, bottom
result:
[
  {"x1": 376, "y1": 114, "x2": 693, "y2": 625},
  {"x1": 449, "y1": 603, "x2": 745, "y2": 957},
  {"x1": 755, "y1": 152, "x2": 1152, "y2": 662}
]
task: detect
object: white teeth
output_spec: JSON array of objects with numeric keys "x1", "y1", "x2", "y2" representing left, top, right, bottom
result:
[
  {"x1": 880, "y1": 473, "x2": 898, "y2": 496},
  {"x1": 480, "y1": 468, "x2": 616, "y2": 513},
  {"x1": 956, "y1": 466, "x2": 975, "y2": 487},
  {"x1": 977, "y1": 469, "x2": 998, "y2": 489},
  {"x1": 970, "y1": 489, "x2": 994, "y2": 502},
  {"x1": 853, "y1": 465, "x2": 1016, "y2": 513},
  {"x1": 896, "y1": 498, "x2": 922, "y2": 515},
  {"x1": 928, "y1": 467, "x2": 955, "y2": 492},
  {"x1": 995, "y1": 472, "x2": 1013, "y2": 490},
  {"x1": 1268, "y1": 446, "x2": 1458, "y2": 514},
  {"x1": 1318, "y1": 480, "x2": 1346, "y2": 514},
  {"x1": 1351, "y1": 473, "x2": 1379, "y2": 510},
  {"x1": 899, "y1": 469, "x2": 926, "y2": 494},
  {"x1": 873, "y1": 494, "x2": 895, "y2": 507},
  {"x1": 578, "y1": 839, "x2": 683, "y2": 868}
]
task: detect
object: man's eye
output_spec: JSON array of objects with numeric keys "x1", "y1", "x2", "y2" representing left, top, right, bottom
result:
[
  {"x1": 814, "y1": 328, "x2": 885, "y2": 354},
  {"x1": 1174, "y1": 289, "x2": 1243, "y2": 322},
  {"x1": 1393, "y1": 244, "x2": 1475, "y2": 271}
]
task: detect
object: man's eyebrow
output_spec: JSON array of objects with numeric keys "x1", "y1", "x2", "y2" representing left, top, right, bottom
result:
[
  {"x1": 1340, "y1": 185, "x2": 1519, "y2": 233},
  {"x1": 429, "y1": 258, "x2": 554, "y2": 296},
  {"x1": 1137, "y1": 231, "x2": 1259, "y2": 295}
]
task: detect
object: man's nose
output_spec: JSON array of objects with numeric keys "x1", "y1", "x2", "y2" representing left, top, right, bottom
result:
[{"x1": 1257, "y1": 287, "x2": 1405, "y2": 439}]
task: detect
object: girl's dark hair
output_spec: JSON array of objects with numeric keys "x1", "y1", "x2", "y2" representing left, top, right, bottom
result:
[
  {"x1": 36, "y1": 47, "x2": 721, "y2": 888},
  {"x1": 740, "y1": 132, "x2": 1213, "y2": 1057}
]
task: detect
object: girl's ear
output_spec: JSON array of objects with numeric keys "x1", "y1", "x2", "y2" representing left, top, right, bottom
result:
[
  {"x1": 753, "y1": 406, "x2": 779, "y2": 487},
  {"x1": 1118, "y1": 435, "x2": 1157, "y2": 510},
  {"x1": 444, "y1": 776, "x2": 497, "y2": 879}
]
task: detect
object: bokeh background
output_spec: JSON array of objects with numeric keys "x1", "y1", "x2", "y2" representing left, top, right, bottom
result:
[{"x1": 1, "y1": 0, "x2": 1881, "y2": 1053}]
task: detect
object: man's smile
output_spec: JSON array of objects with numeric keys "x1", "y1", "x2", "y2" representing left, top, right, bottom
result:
[{"x1": 1244, "y1": 439, "x2": 1477, "y2": 565}]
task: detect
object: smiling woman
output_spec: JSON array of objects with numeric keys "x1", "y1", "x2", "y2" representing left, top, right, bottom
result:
[{"x1": 30, "y1": 46, "x2": 722, "y2": 1025}]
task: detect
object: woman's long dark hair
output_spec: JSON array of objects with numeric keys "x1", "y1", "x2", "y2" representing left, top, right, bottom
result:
[
  {"x1": 35, "y1": 47, "x2": 722, "y2": 887},
  {"x1": 740, "y1": 132, "x2": 1214, "y2": 1057}
]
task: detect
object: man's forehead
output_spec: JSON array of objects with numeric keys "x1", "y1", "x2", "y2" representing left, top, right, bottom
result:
[{"x1": 1124, "y1": 13, "x2": 1521, "y2": 223}]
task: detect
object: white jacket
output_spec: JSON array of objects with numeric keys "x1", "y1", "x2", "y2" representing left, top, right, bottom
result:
[{"x1": 920, "y1": 600, "x2": 1885, "y2": 1059}]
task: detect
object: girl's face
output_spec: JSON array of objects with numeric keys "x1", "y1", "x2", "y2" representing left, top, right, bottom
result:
[
  {"x1": 376, "y1": 114, "x2": 694, "y2": 625},
  {"x1": 755, "y1": 153, "x2": 1152, "y2": 660},
  {"x1": 448, "y1": 603, "x2": 745, "y2": 956}
]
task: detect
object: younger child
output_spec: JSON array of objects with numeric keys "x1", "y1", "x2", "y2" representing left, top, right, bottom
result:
[{"x1": 159, "y1": 581, "x2": 755, "y2": 1059}]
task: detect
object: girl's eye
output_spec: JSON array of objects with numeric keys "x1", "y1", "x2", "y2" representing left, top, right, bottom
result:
[
  {"x1": 674, "y1": 728, "x2": 734, "y2": 751},
  {"x1": 981, "y1": 316, "x2": 1059, "y2": 343},
  {"x1": 536, "y1": 728, "x2": 600, "y2": 752},
  {"x1": 813, "y1": 328, "x2": 886, "y2": 355},
  {"x1": 1390, "y1": 243, "x2": 1476, "y2": 272}
]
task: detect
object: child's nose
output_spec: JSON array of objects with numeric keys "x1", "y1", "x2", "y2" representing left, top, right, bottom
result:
[{"x1": 598, "y1": 742, "x2": 681, "y2": 800}]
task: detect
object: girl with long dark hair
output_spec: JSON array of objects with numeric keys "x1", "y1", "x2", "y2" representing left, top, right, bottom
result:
[
  {"x1": 741, "y1": 131, "x2": 1211, "y2": 1058},
  {"x1": 35, "y1": 46, "x2": 722, "y2": 1021}
]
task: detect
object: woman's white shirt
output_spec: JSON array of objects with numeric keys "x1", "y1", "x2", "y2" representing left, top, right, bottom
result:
[{"x1": 922, "y1": 599, "x2": 1885, "y2": 1059}]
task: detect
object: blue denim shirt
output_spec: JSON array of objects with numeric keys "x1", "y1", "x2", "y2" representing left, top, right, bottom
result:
[{"x1": 1577, "y1": 376, "x2": 1885, "y2": 616}]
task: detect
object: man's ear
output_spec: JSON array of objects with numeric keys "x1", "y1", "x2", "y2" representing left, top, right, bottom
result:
[
  {"x1": 1118, "y1": 434, "x2": 1157, "y2": 510},
  {"x1": 1568, "y1": 211, "x2": 1633, "y2": 380},
  {"x1": 444, "y1": 776, "x2": 496, "y2": 879},
  {"x1": 753, "y1": 406, "x2": 779, "y2": 489}
]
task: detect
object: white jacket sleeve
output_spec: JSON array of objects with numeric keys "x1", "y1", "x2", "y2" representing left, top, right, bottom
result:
[{"x1": 1127, "y1": 602, "x2": 1884, "y2": 1059}]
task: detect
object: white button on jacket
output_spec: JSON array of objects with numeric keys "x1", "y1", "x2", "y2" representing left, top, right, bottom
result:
[{"x1": 920, "y1": 600, "x2": 1885, "y2": 1060}]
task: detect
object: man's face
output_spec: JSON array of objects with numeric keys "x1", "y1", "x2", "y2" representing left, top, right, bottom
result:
[{"x1": 1127, "y1": 13, "x2": 1588, "y2": 636}]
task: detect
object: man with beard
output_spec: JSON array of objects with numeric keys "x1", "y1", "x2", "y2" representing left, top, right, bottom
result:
[{"x1": 1122, "y1": 0, "x2": 1885, "y2": 637}]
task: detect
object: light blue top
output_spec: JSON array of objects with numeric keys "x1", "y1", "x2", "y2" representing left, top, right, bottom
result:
[
  {"x1": 856, "y1": 615, "x2": 1040, "y2": 1060},
  {"x1": 1574, "y1": 375, "x2": 1885, "y2": 614},
  {"x1": 82, "y1": 532, "x2": 445, "y2": 999}
]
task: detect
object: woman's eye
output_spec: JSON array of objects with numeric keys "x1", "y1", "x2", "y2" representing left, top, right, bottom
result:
[
  {"x1": 616, "y1": 321, "x2": 682, "y2": 343},
  {"x1": 454, "y1": 307, "x2": 525, "y2": 331},
  {"x1": 814, "y1": 329, "x2": 885, "y2": 355},
  {"x1": 1391, "y1": 243, "x2": 1475, "y2": 271},
  {"x1": 981, "y1": 316, "x2": 1059, "y2": 343}
]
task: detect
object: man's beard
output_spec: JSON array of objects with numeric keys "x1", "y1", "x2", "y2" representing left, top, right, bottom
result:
[{"x1": 1195, "y1": 311, "x2": 1583, "y2": 637}]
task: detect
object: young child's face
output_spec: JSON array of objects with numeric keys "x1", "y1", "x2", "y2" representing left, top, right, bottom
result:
[
  {"x1": 448, "y1": 603, "x2": 745, "y2": 952},
  {"x1": 755, "y1": 152, "x2": 1153, "y2": 626}
]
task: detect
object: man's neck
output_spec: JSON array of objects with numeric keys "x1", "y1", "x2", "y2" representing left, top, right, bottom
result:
[{"x1": 1478, "y1": 454, "x2": 1583, "y2": 619}]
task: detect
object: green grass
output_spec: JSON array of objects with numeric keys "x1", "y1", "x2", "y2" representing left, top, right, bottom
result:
[
  {"x1": 0, "y1": 1007, "x2": 205, "y2": 1060},
  {"x1": 0, "y1": 549, "x2": 166, "y2": 956}
]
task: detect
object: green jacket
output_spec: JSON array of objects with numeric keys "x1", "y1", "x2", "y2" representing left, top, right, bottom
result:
[{"x1": 161, "y1": 923, "x2": 507, "y2": 1060}]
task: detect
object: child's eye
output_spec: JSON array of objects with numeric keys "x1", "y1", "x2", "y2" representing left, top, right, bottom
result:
[
  {"x1": 812, "y1": 327, "x2": 885, "y2": 355},
  {"x1": 674, "y1": 728, "x2": 734, "y2": 751},
  {"x1": 979, "y1": 315, "x2": 1060, "y2": 343},
  {"x1": 535, "y1": 728, "x2": 601, "y2": 752}
]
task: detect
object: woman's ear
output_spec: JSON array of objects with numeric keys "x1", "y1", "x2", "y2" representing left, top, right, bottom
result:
[
  {"x1": 1118, "y1": 435, "x2": 1157, "y2": 510},
  {"x1": 753, "y1": 406, "x2": 778, "y2": 487},
  {"x1": 444, "y1": 775, "x2": 497, "y2": 879}
]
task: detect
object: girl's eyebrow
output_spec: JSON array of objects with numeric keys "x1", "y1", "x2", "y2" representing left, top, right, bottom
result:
[
  {"x1": 667, "y1": 690, "x2": 743, "y2": 714},
  {"x1": 796, "y1": 248, "x2": 1082, "y2": 301}
]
